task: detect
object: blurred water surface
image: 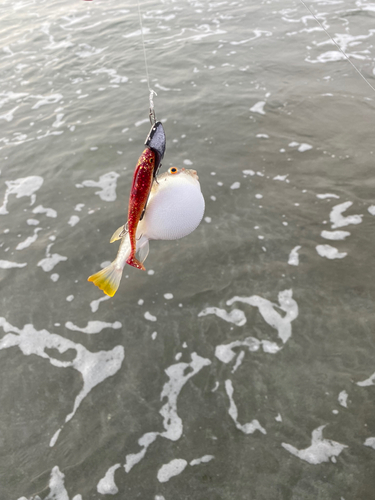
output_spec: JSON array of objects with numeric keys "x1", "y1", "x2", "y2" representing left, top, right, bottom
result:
[{"x1": 1, "y1": 0, "x2": 375, "y2": 498}]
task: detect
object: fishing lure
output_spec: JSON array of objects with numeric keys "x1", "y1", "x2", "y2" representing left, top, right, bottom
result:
[{"x1": 122, "y1": 121, "x2": 166, "y2": 271}]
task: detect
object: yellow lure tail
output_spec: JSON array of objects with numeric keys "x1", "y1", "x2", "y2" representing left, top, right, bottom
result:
[{"x1": 87, "y1": 262, "x2": 123, "y2": 297}]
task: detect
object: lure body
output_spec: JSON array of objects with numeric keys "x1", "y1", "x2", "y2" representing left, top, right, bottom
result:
[{"x1": 126, "y1": 147, "x2": 156, "y2": 270}]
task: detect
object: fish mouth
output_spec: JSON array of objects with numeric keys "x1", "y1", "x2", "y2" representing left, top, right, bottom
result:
[{"x1": 181, "y1": 167, "x2": 199, "y2": 180}]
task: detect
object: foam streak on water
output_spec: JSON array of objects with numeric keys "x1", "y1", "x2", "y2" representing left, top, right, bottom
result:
[
  {"x1": 124, "y1": 353, "x2": 211, "y2": 473},
  {"x1": 0, "y1": 317, "x2": 124, "y2": 446},
  {"x1": 227, "y1": 290, "x2": 298, "y2": 343},
  {"x1": 282, "y1": 425, "x2": 347, "y2": 465}
]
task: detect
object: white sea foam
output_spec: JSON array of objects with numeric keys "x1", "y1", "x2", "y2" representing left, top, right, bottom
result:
[
  {"x1": 198, "y1": 307, "x2": 246, "y2": 326},
  {"x1": 97, "y1": 464, "x2": 121, "y2": 495},
  {"x1": 157, "y1": 458, "x2": 188, "y2": 483},
  {"x1": 124, "y1": 353, "x2": 211, "y2": 473},
  {"x1": 225, "y1": 379, "x2": 266, "y2": 435},
  {"x1": 288, "y1": 245, "x2": 301, "y2": 266},
  {"x1": 273, "y1": 175, "x2": 289, "y2": 181},
  {"x1": 68, "y1": 215, "x2": 80, "y2": 227},
  {"x1": 0, "y1": 91, "x2": 28, "y2": 109},
  {"x1": 27, "y1": 218, "x2": 39, "y2": 225},
  {"x1": 190, "y1": 455, "x2": 214, "y2": 466},
  {"x1": 298, "y1": 143, "x2": 312, "y2": 152},
  {"x1": 316, "y1": 244, "x2": 347, "y2": 259},
  {"x1": 368, "y1": 205, "x2": 375, "y2": 216},
  {"x1": 227, "y1": 289, "x2": 298, "y2": 343},
  {"x1": 44, "y1": 466, "x2": 69, "y2": 500},
  {"x1": 38, "y1": 243, "x2": 68, "y2": 272},
  {"x1": 364, "y1": 437, "x2": 375, "y2": 450},
  {"x1": 230, "y1": 182, "x2": 240, "y2": 189},
  {"x1": 164, "y1": 293, "x2": 173, "y2": 300},
  {"x1": 18, "y1": 465, "x2": 80, "y2": 500},
  {"x1": 0, "y1": 317, "x2": 124, "y2": 445},
  {"x1": 76, "y1": 172, "x2": 119, "y2": 202},
  {"x1": 52, "y1": 112, "x2": 65, "y2": 128},
  {"x1": 242, "y1": 169, "x2": 255, "y2": 176},
  {"x1": 49, "y1": 429, "x2": 62, "y2": 448},
  {"x1": 329, "y1": 201, "x2": 362, "y2": 229},
  {"x1": 250, "y1": 101, "x2": 266, "y2": 115},
  {"x1": 65, "y1": 321, "x2": 121, "y2": 334},
  {"x1": 16, "y1": 227, "x2": 42, "y2": 250},
  {"x1": 0, "y1": 260, "x2": 27, "y2": 269},
  {"x1": 215, "y1": 336, "x2": 280, "y2": 365},
  {"x1": 357, "y1": 372, "x2": 375, "y2": 387},
  {"x1": 31, "y1": 93, "x2": 63, "y2": 110},
  {"x1": 0, "y1": 176, "x2": 43, "y2": 214},
  {"x1": 144, "y1": 311, "x2": 157, "y2": 322},
  {"x1": 317, "y1": 193, "x2": 340, "y2": 199},
  {"x1": 321, "y1": 230, "x2": 350, "y2": 241},
  {"x1": 90, "y1": 295, "x2": 110, "y2": 312},
  {"x1": 0, "y1": 105, "x2": 19, "y2": 122},
  {"x1": 282, "y1": 425, "x2": 347, "y2": 464},
  {"x1": 33, "y1": 205, "x2": 57, "y2": 218},
  {"x1": 232, "y1": 350, "x2": 245, "y2": 373},
  {"x1": 338, "y1": 390, "x2": 348, "y2": 408}
]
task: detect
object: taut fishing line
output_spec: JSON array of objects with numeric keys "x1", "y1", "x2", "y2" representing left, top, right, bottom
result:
[
  {"x1": 136, "y1": 0, "x2": 157, "y2": 123},
  {"x1": 299, "y1": 0, "x2": 375, "y2": 94}
]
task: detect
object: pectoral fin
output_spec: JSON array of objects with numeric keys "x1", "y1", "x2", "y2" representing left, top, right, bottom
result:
[{"x1": 110, "y1": 225, "x2": 126, "y2": 243}]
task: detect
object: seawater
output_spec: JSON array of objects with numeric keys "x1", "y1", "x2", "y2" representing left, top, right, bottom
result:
[{"x1": 1, "y1": 0, "x2": 375, "y2": 498}]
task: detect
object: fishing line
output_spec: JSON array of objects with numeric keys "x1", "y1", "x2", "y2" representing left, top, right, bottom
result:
[
  {"x1": 136, "y1": 0, "x2": 157, "y2": 122},
  {"x1": 299, "y1": 0, "x2": 375, "y2": 94}
]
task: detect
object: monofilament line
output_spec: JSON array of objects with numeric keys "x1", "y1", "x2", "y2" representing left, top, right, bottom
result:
[
  {"x1": 136, "y1": 0, "x2": 157, "y2": 114},
  {"x1": 299, "y1": 0, "x2": 375, "y2": 94}
]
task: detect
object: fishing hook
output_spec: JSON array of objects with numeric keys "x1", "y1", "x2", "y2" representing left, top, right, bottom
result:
[{"x1": 119, "y1": 221, "x2": 129, "y2": 239}]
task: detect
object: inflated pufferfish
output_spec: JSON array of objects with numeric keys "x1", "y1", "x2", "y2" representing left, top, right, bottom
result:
[{"x1": 88, "y1": 167, "x2": 205, "y2": 296}]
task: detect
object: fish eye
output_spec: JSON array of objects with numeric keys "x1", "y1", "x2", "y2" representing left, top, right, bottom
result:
[{"x1": 168, "y1": 167, "x2": 178, "y2": 174}]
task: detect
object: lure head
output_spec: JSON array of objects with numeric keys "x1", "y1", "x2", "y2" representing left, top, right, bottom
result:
[
  {"x1": 140, "y1": 146, "x2": 156, "y2": 166},
  {"x1": 145, "y1": 121, "x2": 166, "y2": 177}
]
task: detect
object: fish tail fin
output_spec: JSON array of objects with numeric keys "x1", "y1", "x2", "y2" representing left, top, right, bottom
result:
[{"x1": 87, "y1": 261, "x2": 123, "y2": 297}]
